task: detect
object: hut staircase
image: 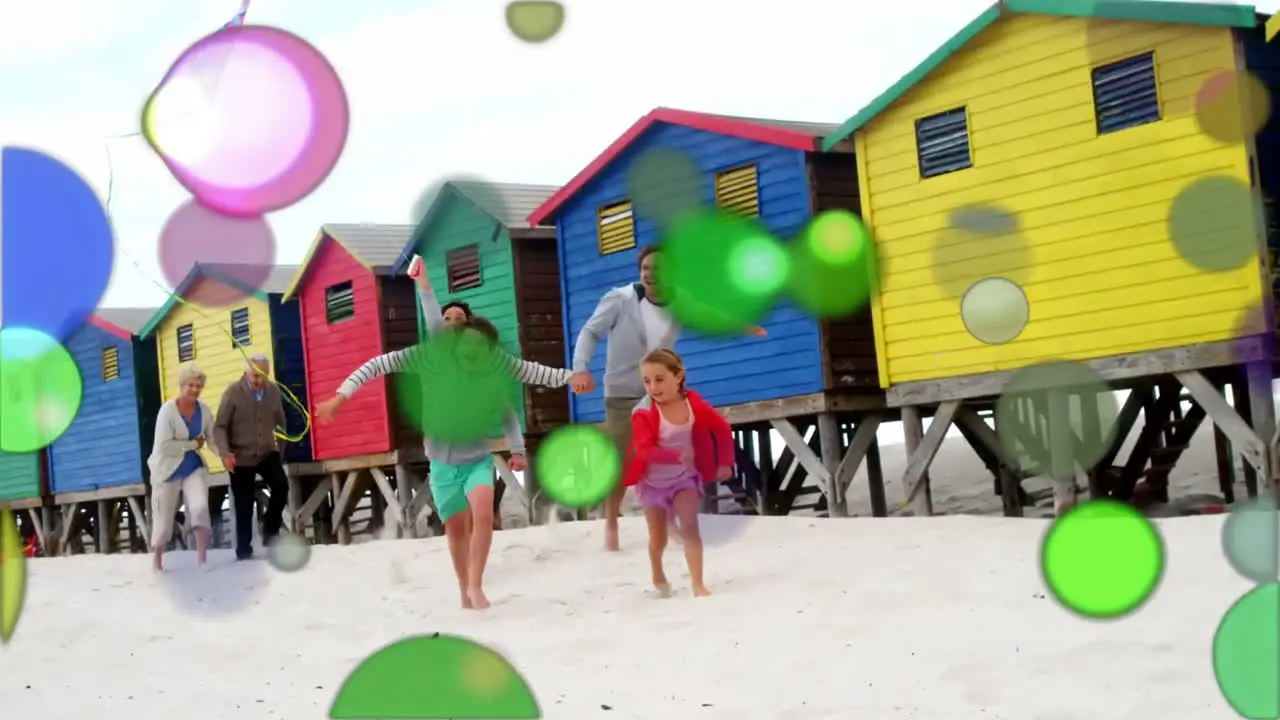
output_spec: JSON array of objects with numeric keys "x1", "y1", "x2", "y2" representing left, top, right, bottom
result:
[{"x1": 1098, "y1": 379, "x2": 1205, "y2": 506}]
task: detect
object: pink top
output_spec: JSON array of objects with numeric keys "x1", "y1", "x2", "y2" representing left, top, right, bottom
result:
[{"x1": 644, "y1": 400, "x2": 696, "y2": 488}]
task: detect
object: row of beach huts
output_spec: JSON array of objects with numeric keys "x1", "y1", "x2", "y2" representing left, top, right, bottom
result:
[{"x1": 7, "y1": 1, "x2": 1280, "y2": 554}]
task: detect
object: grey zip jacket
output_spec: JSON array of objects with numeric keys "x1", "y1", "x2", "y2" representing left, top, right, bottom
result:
[{"x1": 572, "y1": 284, "x2": 679, "y2": 398}]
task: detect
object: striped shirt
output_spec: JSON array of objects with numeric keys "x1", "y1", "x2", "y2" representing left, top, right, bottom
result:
[
  {"x1": 334, "y1": 343, "x2": 532, "y2": 463},
  {"x1": 335, "y1": 345, "x2": 572, "y2": 399}
]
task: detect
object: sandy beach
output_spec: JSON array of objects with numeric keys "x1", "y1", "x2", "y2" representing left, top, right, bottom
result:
[{"x1": 1, "y1": 511, "x2": 1250, "y2": 719}]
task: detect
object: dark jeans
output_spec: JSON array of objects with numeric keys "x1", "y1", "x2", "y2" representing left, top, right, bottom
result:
[{"x1": 228, "y1": 452, "x2": 288, "y2": 557}]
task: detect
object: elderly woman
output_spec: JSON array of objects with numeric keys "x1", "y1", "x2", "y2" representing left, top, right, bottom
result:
[{"x1": 147, "y1": 363, "x2": 216, "y2": 571}]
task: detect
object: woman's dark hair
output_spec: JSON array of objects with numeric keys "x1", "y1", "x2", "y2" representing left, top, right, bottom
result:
[
  {"x1": 463, "y1": 315, "x2": 501, "y2": 343},
  {"x1": 441, "y1": 300, "x2": 473, "y2": 318}
]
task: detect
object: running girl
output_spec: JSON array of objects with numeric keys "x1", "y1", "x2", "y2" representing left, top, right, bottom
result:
[
  {"x1": 315, "y1": 316, "x2": 525, "y2": 610},
  {"x1": 622, "y1": 348, "x2": 733, "y2": 598}
]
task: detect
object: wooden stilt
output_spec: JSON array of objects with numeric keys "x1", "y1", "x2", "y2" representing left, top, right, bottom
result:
[
  {"x1": 1246, "y1": 361, "x2": 1277, "y2": 497},
  {"x1": 954, "y1": 406, "x2": 1023, "y2": 517},
  {"x1": 865, "y1": 431, "x2": 887, "y2": 517},
  {"x1": 1046, "y1": 391, "x2": 1079, "y2": 515},
  {"x1": 816, "y1": 413, "x2": 843, "y2": 517},
  {"x1": 900, "y1": 401, "x2": 960, "y2": 516}
]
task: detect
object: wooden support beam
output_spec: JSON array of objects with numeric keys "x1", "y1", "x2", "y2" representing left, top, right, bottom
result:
[
  {"x1": 1177, "y1": 370, "x2": 1268, "y2": 476},
  {"x1": 58, "y1": 502, "x2": 80, "y2": 554},
  {"x1": 954, "y1": 406, "x2": 1024, "y2": 516},
  {"x1": 816, "y1": 413, "x2": 844, "y2": 516},
  {"x1": 1247, "y1": 362, "x2": 1277, "y2": 497},
  {"x1": 832, "y1": 414, "x2": 883, "y2": 505},
  {"x1": 864, "y1": 432, "x2": 887, "y2": 517},
  {"x1": 769, "y1": 419, "x2": 831, "y2": 491},
  {"x1": 126, "y1": 496, "x2": 150, "y2": 544},
  {"x1": 369, "y1": 468, "x2": 405, "y2": 535},
  {"x1": 1046, "y1": 390, "x2": 1080, "y2": 514},
  {"x1": 899, "y1": 400, "x2": 961, "y2": 516}
]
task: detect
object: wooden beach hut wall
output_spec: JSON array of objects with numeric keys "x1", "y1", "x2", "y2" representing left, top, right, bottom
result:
[
  {"x1": 816, "y1": 0, "x2": 1274, "y2": 516},
  {"x1": 282, "y1": 224, "x2": 420, "y2": 463},
  {"x1": 137, "y1": 263, "x2": 311, "y2": 473},
  {"x1": 527, "y1": 107, "x2": 887, "y2": 519},
  {"x1": 0, "y1": 452, "x2": 45, "y2": 508},
  {"x1": 527, "y1": 107, "x2": 880, "y2": 425},
  {"x1": 390, "y1": 181, "x2": 570, "y2": 440},
  {"x1": 47, "y1": 309, "x2": 161, "y2": 496}
]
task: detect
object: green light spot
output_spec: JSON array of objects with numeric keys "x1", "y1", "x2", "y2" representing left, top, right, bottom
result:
[
  {"x1": 729, "y1": 234, "x2": 789, "y2": 295},
  {"x1": 789, "y1": 209, "x2": 877, "y2": 318},
  {"x1": 659, "y1": 207, "x2": 786, "y2": 335},
  {"x1": 1040, "y1": 499, "x2": 1164, "y2": 619},
  {"x1": 1221, "y1": 497, "x2": 1279, "y2": 583},
  {"x1": 535, "y1": 425, "x2": 620, "y2": 509},
  {"x1": 1213, "y1": 583, "x2": 1280, "y2": 719},
  {"x1": 331, "y1": 633, "x2": 539, "y2": 718},
  {"x1": 0, "y1": 328, "x2": 84, "y2": 453},
  {"x1": 391, "y1": 329, "x2": 519, "y2": 447}
]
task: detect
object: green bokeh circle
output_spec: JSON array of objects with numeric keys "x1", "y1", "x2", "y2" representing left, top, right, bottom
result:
[
  {"x1": 0, "y1": 327, "x2": 84, "y2": 452},
  {"x1": 391, "y1": 330, "x2": 519, "y2": 446},
  {"x1": 788, "y1": 209, "x2": 877, "y2": 318},
  {"x1": 657, "y1": 207, "x2": 788, "y2": 335},
  {"x1": 1213, "y1": 583, "x2": 1280, "y2": 719},
  {"x1": 535, "y1": 424, "x2": 620, "y2": 509},
  {"x1": 1040, "y1": 499, "x2": 1164, "y2": 619},
  {"x1": 625, "y1": 147, "x2": 704, "y2": 227},
  {"x1": 1221, "y1": 497, "x2": 1279, "y2": 583},
  {"x1": 1167, "y1": 175, "x2": 1259, "y2": 273},
  {"x1": 994, "y1": 360, "x2": 1118, "y2": 478}
]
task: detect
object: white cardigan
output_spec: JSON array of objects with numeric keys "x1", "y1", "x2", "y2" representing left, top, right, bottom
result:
[{"x1": 147, "y1": 399, "x2": 218, "y2": 484}]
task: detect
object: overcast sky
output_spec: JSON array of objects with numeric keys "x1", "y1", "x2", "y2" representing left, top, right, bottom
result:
[{"x1": 0, "y1": 0, "x2": 1271, "y2": 310}]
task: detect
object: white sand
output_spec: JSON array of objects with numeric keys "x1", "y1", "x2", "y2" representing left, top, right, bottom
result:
[{"x1": 2, "y1": 512, "x2": 1250, "y2": 719}]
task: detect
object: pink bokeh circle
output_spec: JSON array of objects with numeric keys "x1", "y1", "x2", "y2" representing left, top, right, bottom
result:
[
  {"x1": 159, "y1": 199, "x2": 277, "y2": 307},
  {"x1": 145, "y1": 25, "x2": 348, "y2": 216}
]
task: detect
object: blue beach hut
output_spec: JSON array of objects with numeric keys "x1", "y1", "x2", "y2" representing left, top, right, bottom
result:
[
  {"x1": 47, "y1": 308, "x2": 162, "y2": 498},
  {"x1": 526, "y1": 107, "x2": 882, "y2": 425}
]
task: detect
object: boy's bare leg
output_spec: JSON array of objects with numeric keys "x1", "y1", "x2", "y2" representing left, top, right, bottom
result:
[
  {"x1": 465, "y1": 485, "x2": 496, "y2": 610},
  {"x1": 444, "y1": 513, "x2": 473, "y2": 608}
]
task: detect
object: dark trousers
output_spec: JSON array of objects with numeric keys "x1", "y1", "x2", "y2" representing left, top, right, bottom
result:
[{"x1": 228, "y1": 452, "x2": 288, "y2": 557}]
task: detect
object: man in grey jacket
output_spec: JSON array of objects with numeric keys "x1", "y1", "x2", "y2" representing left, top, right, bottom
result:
[
  {"x1": 569, "y1": 245, "x2": 765, "y2": 551},
  {"x1": 212, "y1": 354, "x2": 290, "y2": 560}
]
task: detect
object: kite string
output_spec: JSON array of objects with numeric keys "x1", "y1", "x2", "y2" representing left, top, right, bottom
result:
[{"x1": 101, "y1": 135, "x2": 311, "y2": 444}]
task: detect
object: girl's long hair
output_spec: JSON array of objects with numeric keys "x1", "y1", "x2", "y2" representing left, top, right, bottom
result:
[{"x1": 642, "y1": 348, "x2": 686, "y2": 397}]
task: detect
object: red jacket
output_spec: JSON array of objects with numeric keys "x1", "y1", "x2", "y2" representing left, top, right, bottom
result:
[{"x1": 622, "y1": 389, "x2": 734, "y2": 488}]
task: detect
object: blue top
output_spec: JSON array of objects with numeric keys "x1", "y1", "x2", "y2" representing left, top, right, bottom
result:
[{"x1": 169, "y1": 404, "x2": 204, "y2": 482}]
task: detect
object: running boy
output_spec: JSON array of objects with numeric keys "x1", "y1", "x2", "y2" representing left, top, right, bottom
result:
[
  {"x1": 622, "y1": 348, "x2": 734, "y2": 598},
  {"x1": 314, "y1": 316, "x2": 531, "y2": 610}
]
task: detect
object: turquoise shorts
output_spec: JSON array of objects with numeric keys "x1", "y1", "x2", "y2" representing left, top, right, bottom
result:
[{"x1": 429, "y1": 458, "x2": 495, "y2": 522}]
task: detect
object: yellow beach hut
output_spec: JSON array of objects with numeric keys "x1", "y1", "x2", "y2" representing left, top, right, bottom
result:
[
  {"x1": 136, "y1": 263, "x2": 311, "y2": 473},
  {"x1": 819, "y1": 0, "x2": 1277, "y2": 514}
]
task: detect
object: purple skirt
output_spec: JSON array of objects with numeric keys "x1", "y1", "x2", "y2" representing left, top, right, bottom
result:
[{"x1": 635, "y1": 469, "x2": 703, "y2": 511}]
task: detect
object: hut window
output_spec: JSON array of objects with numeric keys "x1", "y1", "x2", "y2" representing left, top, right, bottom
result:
[
  {"x1": 1092, "y1": 52, "x2": 1159, "y2": 135},
  {"x1": 714, "y1": 165, "x2": 760, "y2": 218},
  {"x1": 597, "y1": 200, "x2": 636, "y2": 255},
  {"x1": 325, "y1": 281, "x2": 355, "y2": 324},
  {"x1": 915, "y1": 107, "x2": 972, "y2": 179},
  {"x1": 446, "y1": 244, "x2": 483, "y2": 293},
  {"x1": 176, "y1": 324, "x2": 196, "y2": 362},
  {"x1": 101, "y1": 346, "x2": 120, "y2": 382},
  {"x1": 229, "y1": 307, "x2": 252, "y2": 348}
]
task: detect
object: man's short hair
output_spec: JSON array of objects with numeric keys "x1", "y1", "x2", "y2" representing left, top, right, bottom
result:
[{"x1": 637, "y1": 244, "x2": 660, "y2": 267}]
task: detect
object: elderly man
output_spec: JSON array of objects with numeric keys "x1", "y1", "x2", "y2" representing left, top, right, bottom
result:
[{"x1": 212, "y1": 354, "x2": 289, "y2": 560}]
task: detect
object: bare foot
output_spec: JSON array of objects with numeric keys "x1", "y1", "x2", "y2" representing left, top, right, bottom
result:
[
  {"x1": 467, "y1": 587, "x2": 490, "y2": 610},
  {"x1": 651, "y1": 582, "x2": 673, "y2": 598},
  {"x1": 604, "y1": 524, "x2": 620, "y2": 552},
  {"x1": 460, "y1": 591, "x2": 474, "y2": 610},
  {"x1": 692, "y1": 584, "x2": 712, "y2": 597}
]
